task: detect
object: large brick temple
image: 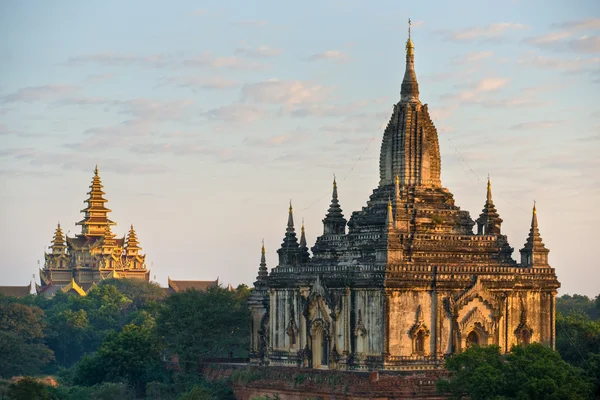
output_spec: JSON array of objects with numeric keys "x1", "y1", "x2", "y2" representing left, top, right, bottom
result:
[
  {"x1": 248, "y1": 31, "x2": 560, "y2": 371},
  {"x1": 38, "y1": 166, "x2": 149, "y2": 296}
]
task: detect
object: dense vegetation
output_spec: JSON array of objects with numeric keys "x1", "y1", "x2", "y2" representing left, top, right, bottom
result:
[
  {"x1": 1, "y1": 283, "x2": 599, "y2": 399},
  {"x1": 438, "y1": 293, "x2": 600, "y2": 399},
  {"x1": 0, "y1": 279, "x2": 250, "y2": 399}
]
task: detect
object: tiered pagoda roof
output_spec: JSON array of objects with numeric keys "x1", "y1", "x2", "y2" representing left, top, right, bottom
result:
[{"x1": 76, "y1": 165, "x2": 116, "y2": 237}]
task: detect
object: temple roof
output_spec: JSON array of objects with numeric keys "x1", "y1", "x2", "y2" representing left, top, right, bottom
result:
[
  {"x1": 0, "y1": 284, "x2": 32, "y2": 298},
  {"x1": 77, "y1": 166, "x2": 116, "y2": 236},
  {"x1": 280, "y1": 201, "x2": 299, "y2": 249},
  {"x1": 167, "y1": 277, "x2": 219, "y2": 293},
  {"x1": 522, "y1": 203, "x2": 548, "y2": 253},
  {"x1": 476, "y1": 177, "x2": 503, "y2": 235}
]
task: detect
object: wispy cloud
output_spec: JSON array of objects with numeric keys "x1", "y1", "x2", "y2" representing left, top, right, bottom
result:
[
  {"x1": 518, "y1": 54, "x2": 600, "y2": 73},
  {"x1": 182, "y1": 52, "x2": 265, "y2": 70},
  {"x1": 159, "y1": 76, "x2": 238, "y2": 91},
  {"x1": 241, "y1": 79, "x2": 332, "y2": 106},
  {"x1": 84, "y1": 73, "x2": 115, "y2": 84},
  {"x1": 437, "y1": 22, "x2": 528, "y2": 42},
  {"x1": 553, "y1": 18, "x2": 600, "y2": 31},
  {"x1": 441, "y1": 77, "x2": 510, "y2": 104},
  {"x1": 66, "y1": 52, "x2": 173, "y2": 67},
  {"x1": 235, "y1": 45, "x2": 281, "y2": 58},
  {"x1": 243, "y1": 133, "x2": 310, "y2": 147},
  {"x1": 509, "y1": 120, "x2": 565, "y2": 130},
  {"x1": 525, "y1": 31, "x2": 600, "y2": 54},
  {"x1": 307, "y1": 50, "x2": 349, "y2": 63},
  {"x1": 454, "y1": 51, "x2": 494, "y2": 63},
  {"x1": 1, "y1": 84, "x2": 79, "y2": 103},
  {"x1": 203, "y1": 103, "x2": 265, "y2": 123}
]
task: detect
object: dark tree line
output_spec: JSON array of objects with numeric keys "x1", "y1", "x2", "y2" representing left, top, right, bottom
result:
[{"x1": 0, "y1": 279, "x2": 249, "y2": 399}]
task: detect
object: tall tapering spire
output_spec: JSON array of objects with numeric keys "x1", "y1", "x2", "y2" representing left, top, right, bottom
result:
[
  {"x1": 287, "y1": 200, "x2": 294, "y2": 231},
  {"x1": 50, "y1": 222, "x2": 66, "y2": 255},
  {"x1": 394, "y1": 173, "x2": 401, "y2": 202},
  {"x1": 476, "y1": 176, "x2": 503, "y2": 235},
  {"x1": 401, "y1": 18, "x2": 420, "y2": 103},
  {"x1": 386, "y1": 198, "x2": 394, "y2": 229},
  {"x1": 520, "y1": 202, "x2": 549, "y2": 267},
  {"x1": 126, "y1": 224, "x2": 142, "y2": 256},
  {"x1": 323, "y1": 176, "x2": 347, "y2": 235},
  {"x1": 256, "y1": 240, "x2": 269, "y2": 283},
  {"x1": 299, "y1": 219, "x2": 311, "y2": 263},
  {"x1": 77, "y1": 166, "x2": 116, "y2": 236},
  {"x1": 278, "y1": 201, "x2": 300, "y2": 266}
]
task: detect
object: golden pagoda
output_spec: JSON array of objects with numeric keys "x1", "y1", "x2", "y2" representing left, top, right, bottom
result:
[{"x1": 39, "y1": 166, "x2": 149, "y2": 296}]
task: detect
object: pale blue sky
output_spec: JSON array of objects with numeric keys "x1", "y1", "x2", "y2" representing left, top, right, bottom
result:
[{"x1": 1, "y1": 1, "x2": 598, "y2": 296}]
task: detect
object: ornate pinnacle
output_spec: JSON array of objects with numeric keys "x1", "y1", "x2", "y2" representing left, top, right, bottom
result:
[
  {"x1": 395, "y1": 173, "x2": 400, "y2": 201},
  {"x1": 487, "y1": 175, "x2": 492, "y2": 202},
  {"x1": 94, "y1": 165, "x2": 99, "y2": 175},
  {"x1": 387, "y1": 198, "x2": 394, "y2": 228},
  {"x1": 401, "y1": 18, "x2": 419, "y2": 103},
  {"x1": 300, "y1": 219, "x2": 307, "y2": 247},
  {"x1": 287, "y1": 200, "x2": 294, "y2": 231}
]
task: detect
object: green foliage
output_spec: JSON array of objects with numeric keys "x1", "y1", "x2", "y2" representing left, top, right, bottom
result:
[
  {"x1": 557, "y1": 294, "x2": 599, "y2": 320},
  {"x1": 438, "y1": 343, "x2": 593, "y2": 400},
  {"x1": 0, "y1": 299, "x2": 54, "y2": 378},
  {"x1": 6, "y1": 377, "x2": 52, "y2": 400},
  {"x1": 72, "y1": 323, "x2": 166, "y2": 395},
  {"x1": 156, "y1": 287, "x2": 250, "y2": 372}
]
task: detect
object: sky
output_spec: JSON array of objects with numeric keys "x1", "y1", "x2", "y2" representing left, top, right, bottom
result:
[{"x1": 0, "y1": 0, "x2": 598, "y2": 296}]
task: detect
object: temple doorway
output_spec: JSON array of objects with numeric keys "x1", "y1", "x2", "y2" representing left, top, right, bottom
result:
[
  {"x1": 466, "y1": 331, "x2": 479, "y2": 347},
  {"x1": 311, "y1": 323, "x2": 328, "y2": 368}
]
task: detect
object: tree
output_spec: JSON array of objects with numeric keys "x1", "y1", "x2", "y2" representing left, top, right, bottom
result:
[
  {"x1": 6, "y1": 377, "x2": 52, "y2": 400},
  {"x1": 0, "y1": 300, "x2": 54, "y2": 378},
  {"x1": 437, "y1": 343, "x2": 593, "y2": 399},
  {"x1": 156, "y1": 287, "x2": 250, "y2": 372},
  {"x1": 73, "y1": 323, "x2": 166, "y2": 396},
  {"x1": 557, "y1": 294, "x2": 599, "y2": 320}
]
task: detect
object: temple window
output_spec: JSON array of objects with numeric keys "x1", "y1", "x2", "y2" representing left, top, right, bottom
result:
[{"x1": 415, "y1": 330, "x2": 425, "y2": 354}]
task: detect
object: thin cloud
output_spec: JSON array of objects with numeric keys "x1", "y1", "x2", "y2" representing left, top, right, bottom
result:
[
  {"x1": 182, "y1": 52, "x2": 265, "y2": 70},
  {"x1": 159, "y1": 76, "x2": 238, "y2": 91},
  {"x1": 66, "y1": 52, "x2": 173, "y2": 67},
  {"x1": 243, "y1": 133, "x2": 309, "y2": 148},
  {"x1": 241, "y1": 79, "x2": 332, "y2": 106},
  {"x1": 519, "y1": 54, "x2": 600, "y2": 73},
  {"x1": 307, "y1": 50, "x2": 349, "y2": 63},
  {"x1": 203, "y1": 103, "x2": 265, "y2": 123},
  {"x1": 437, "y1": 22, "x2": 528, "y2": 42},
  {"x1": 553, "y1": 18, "x2": 600, "y2": 31},
  {"x1": 1, "y1": 84, "x2": 79, "y2": 103},
  {"x1": 440, "y1": 77, "x2": 510, "y2": 104},
  {"x1": 509, "y1": 120, "x2": 565, "y2": 130},
  {"x1": 84, "y1": 73, "x2": 115, "y2": 84},
  {"x1": 235, "y1": 45, "x2": 281, "y2": 58}
]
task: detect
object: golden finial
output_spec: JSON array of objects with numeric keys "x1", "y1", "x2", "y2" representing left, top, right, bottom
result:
[
  {"x1": 261, "y1": 239, "x2": 265, "y2": 254},
  {"x1": 406, "y1": 18, "x2": 414, "y2": 55},
  {"x1": 395, "y1": 173, "x2": 400, "y2": 186},
  {"x1": 333, "y1": 174, "x2": 337, "y2": 189},
  {"x1": 533, "y1": 201, "x2": 537, "y2": 215},
  {"x1": 289, "y1": 199, "x2": 293, "y2": 213},
  {"x1": 94, "y1": 164, "x2": 99, "y2": 175}
]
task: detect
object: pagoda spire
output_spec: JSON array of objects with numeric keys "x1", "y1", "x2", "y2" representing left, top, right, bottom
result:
[
  {"x1": 50, "y1": 222, "x2": 66, "y2": 255},
  {"x1": 400, "y1": 18, "x2": 420, "y2": 103},
  {"x1": 476, "y1": 176, "x2": 503, "y2": 235},
  {"x1": 126, "y1": 224, "x2": 142, "y2": 256},
  {"x1": 386, "y1": 198, "x2": 394, "y2": 229},
  {"x1": 299, "y1": 219, "x2": 311, "y2": 263},
  {"x1": 394, "y1": 173, "x2": 401, "y2": 202},
  {"x1": 278, "y1": 201, "x2": 300, "y2": 266},
  {"x1": 520, "y1": 202, "x2": 549, "y2": 267},
  {"x1": 254, "y1": 240, "x2": 269, "y2": 285},
  {"x1": 323, "y1": 176, "x2": 347, "y2": 235},
  {"x1": 77, "y1": 166, "x2": 116, "y2": 236}
]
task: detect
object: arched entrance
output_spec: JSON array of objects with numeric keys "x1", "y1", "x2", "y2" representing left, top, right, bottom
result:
[
  {"x1": 466, "y1": 331, "x2": 479, "y2": 347},
  {"x1": 311, "y1": 321, "x2": 329, "y2": 368}
]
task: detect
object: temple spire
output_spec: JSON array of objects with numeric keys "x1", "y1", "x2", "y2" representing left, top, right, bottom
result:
[
  {"x1": 476, "y1": 176, "x2": 503, "y2": 235},
  {"x1": 77, "y1": 166, "x2": 116, "y2": 236},
  {"x1": 50, "y1": 222, "x2": 66, "y2": 255},
  {"x1": 323, "y1": 176, "x2": 347, "y2": 235},
  {"x1": 126, "y1": 224, "x2": 142, "y2": 256},
  {"x1": 386, "y1": 198, "x2": 394, "y2": 229},
  {"x1": 520, "y1": 201, "x2": 549, "y2": 267},
  {"x1": 278, "y1": 201, "x2": 300, "y2": 266},
  {"x1": 394, "y1": 173, "x2": 400, "y2": 202},
  {"x1": 256, "y1": 240, "x2": 268, "y2": 283},
  {"x1": 299, "y1": 219, "x2": 310, "y2": 263},
  {"x1": 401, "y1": 18, "x2": 420, "y2": 103},
  {"x1": 287, "y1": 200, "x2": 294, "y2": 231}
]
